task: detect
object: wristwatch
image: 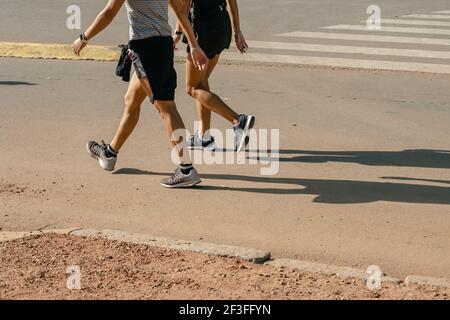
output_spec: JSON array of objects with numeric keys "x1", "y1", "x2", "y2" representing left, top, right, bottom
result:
[{"x1": 79, "y1": 33, "x2": 89, "y2": 44}]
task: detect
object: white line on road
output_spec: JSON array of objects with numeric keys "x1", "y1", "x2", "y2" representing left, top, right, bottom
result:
[
  {"x1": 324, "y1": 24, "x2": 450, "y2": 36},
  {"x1": 362, "y1": 19, "x2": 450, "y2": 27},
  {"x1": 402, "y1": 14, "x2": 450, "y2": 20},
  {"x1": 212, "y1": 52, "x2": 450, "y2": 74},
  {"x1": 247, "y1": 40, "x2": 450, "y2": 59},
  {"x1": 277, "y1": 31, "x2": 450, "y2": 46}
]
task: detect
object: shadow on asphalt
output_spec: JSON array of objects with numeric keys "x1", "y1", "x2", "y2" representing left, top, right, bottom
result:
[
  {"x1": 244, "y1": 149, "x2": 450, "y2": 170},
  {"x1": 0, "y1": 81, "x2": 37, "y2": 86},
  {"x1": 113, "y1": 168, "x2": 450, "y2": 205}
]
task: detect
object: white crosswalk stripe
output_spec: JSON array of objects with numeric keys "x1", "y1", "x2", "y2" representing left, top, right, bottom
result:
[
  {"x1": 215, "y1": 52, "x2": 450, "y2": 74},
  {"x1": 236, "y1": 9, "x2": 450, "y2": 73},
  {"x1": 402, "y1": 14, "x2": 450, "y2": 20},
  {"x1": 247, "y1": 41, "x2": 450, "y2": 60},
  {"x1": 364, "y1": 19, "x2": 450, "y2": 27},
  {"x1": 277, "y1": 31, "x2": 450, "y2": 46},
  {"x1": 324, "y1": 25, "x2": 450, "y2": 36}
]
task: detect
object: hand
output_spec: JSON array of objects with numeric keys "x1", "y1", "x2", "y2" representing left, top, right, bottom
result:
[
  {"x1": 173, "y1": 33, "x2": 182, "y2": 49},
  {"x1": 72, "y1": 37, "x2": 87, "y2": 56},
  {"x1": 234, "y1": 31, "x2": 248, "y2": 54},
  {"x1": 190, "y1": 47, "x2": 208, "y2": 71}
]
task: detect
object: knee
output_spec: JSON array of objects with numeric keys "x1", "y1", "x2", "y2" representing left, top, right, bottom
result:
[
  {"x1": 156, "y1": 101, "x2": 177, "y2": 116},
  {"x1": 186, "y1": 85, "x2": 196, "y2": 98},
  {"x1": 186, "y1": 81, "x2": 207, "y2": 98}
]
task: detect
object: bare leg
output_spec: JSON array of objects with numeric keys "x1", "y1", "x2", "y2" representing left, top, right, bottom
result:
[
  {"x1": 194, "y1": 55, "x2": 219, "y2": 136},
  {"x1": 110, "y1": 73, "x2": 147, "y2": 152},
  {"x1": 130, "y1": 73, "x2": 191, "y2": 165},
  {"x1": 186, "y1": 54, "x2": 239, "y2": 127},
  {"x1": 195, "y1": 80, "x2": 212, "y2": 136},
  {"x1": 154, "y1": 100, "x2": 191, "y2": 165}
]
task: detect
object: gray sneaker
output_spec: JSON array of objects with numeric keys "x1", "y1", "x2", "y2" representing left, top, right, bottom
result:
[
  {"x1": 234, "y1": 114, "x2": 256, "y2": 152},
  {"x1": 86, "y1": 140, "x2": 117, "y2": 171},
  {"x1": 187, "y1": 132, "x2": 216, "y2": 151},
  {"x1": 160, "y1": 167, "x2": 201, "y2": 188}
]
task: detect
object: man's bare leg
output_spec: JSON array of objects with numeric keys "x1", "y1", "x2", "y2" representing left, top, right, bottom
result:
[
  {"x1": 110, "y1": 73, "x2": 147, "y2": 152},
  {"x1": 86, "y1": 72, "x2": 147, "y2": 171}
]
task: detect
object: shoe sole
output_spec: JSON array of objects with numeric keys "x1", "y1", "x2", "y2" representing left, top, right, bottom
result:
[
  {"x1": 86, "y1": 142, "x2": 115, "y2": 172},
  {"x1": 160, "y1": 179, "x2": 202, "y2": 189},
  {"x1": 237, "y1": 115, "x2": 256, "y2": 153}
]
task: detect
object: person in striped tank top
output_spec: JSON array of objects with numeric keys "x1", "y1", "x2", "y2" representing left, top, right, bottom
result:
[{"x1": 72, "y1": 0, "x2": 208, "y2": 188}]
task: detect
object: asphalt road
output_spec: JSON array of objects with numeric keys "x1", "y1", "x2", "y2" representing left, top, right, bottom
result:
[
  {"x1": 1, "y1": 57, "x2": 449, "y2": 279},
  {"x1": 2, "y1": 0, "x2": 450, "y2": 43},
  {"x1": 4, "y1": 1, "x2": 450, "y2": 73}
]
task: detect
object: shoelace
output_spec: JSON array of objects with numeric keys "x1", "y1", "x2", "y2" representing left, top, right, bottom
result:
[
  {"x1": 90, "y1": 140, "x2": 108, "y2": 156},
  {"x1": 168, "y1": 167, "x2": 186, "y2": 184}
]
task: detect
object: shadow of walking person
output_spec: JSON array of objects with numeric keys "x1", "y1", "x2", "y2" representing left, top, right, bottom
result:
[{"x1": 114, "y1": 168, "x2": 450, "y2": 205}]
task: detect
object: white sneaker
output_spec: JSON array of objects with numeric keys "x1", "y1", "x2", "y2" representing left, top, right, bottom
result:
[
  {"x1": 160, "y1": 167, "x2": 201, "y2": 188},
  {"x1": 86, "y1": 140, "x2": 117, "y2": 171}
]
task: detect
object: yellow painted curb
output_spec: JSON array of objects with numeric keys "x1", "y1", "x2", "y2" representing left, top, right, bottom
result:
[{"x1": 0, "y1": 41, "x2": 120, "y2": 61}]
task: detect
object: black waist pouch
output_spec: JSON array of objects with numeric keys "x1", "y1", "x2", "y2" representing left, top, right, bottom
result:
[{"x1": 115, "y1": 44, "x2": 132, "y2": 82}]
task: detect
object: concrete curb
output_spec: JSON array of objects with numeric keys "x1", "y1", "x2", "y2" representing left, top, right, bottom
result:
[
  {"x1": 70, "y1": 228, "x2": 271, "y2": 264},
  {"x1": 2, "y1": 228, "x2": 450, "y2": 288},
  {"x1": 266, "y1": 258, "x2": 402, "y2": 284},
  {"x1": 0, "y1": 228, "x2": 82, "y2": 242},
  {"x1": 405, "y1": 275, "x2": 450, "y2": 289}
]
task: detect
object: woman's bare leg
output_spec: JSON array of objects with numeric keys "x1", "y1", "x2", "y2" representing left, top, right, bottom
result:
[
  {"x1": 194, "y1": 54, "x2": 220, "y2": 136},
  {"x1": 110, "y1": 73, "x2": 147, "y2": 152},
  {"x1": 186, "y1": 54, "x2": 239, "y2": 127}
]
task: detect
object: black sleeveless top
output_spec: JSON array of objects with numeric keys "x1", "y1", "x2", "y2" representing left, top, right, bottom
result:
[{"x1": 190, "y1": 0, "x2": 227, "y2": 20}]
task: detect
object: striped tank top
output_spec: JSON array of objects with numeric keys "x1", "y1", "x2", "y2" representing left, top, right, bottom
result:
[{"x1": 125, "y1": 0, "x2": 172, "y2": 40}]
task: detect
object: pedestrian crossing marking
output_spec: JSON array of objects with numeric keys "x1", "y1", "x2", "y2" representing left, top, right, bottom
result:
[
  {"x1": 324, "y1": 25, "x2": 450, "y2": 36},
  {"x1": 216, "y1": 52, "x2": 450, "y2": 74},
  {"x1": 364, "y1": 19, "x2": 450, "y2": 27},
  {"x1": 402, "y1": 14, "x2": 450, "y2": 20},
  {"x1": 271, "y1": 9, "x2": 450, "y2": 73},
  {"x1": 3, "y1": 9, "x2": 450, "y2": 74},
  {"x1": 277, "y1": 31, "x2": 450, "y2": 46},
  {"x1": 247, "y1": 40, "x2": 450, "y2": 60}
]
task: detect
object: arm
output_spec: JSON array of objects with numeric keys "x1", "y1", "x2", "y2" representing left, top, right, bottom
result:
[
  {"x1": 172, "y1": 0, "x2": 190, "y2": 48},
  {"x1": 72, "y1": 0, "x2": 125, "y2": 56},
  {"x1": 170, "y1": 0, "x2": 208, "y2": 70},
  {"x1": 226, "y1": 0, "x2": 248, "y2": 53}
]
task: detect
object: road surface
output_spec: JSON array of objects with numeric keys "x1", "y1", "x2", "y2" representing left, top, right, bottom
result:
[{"x1": 0, "y1": 57, "x2": 449, "y2": 279}]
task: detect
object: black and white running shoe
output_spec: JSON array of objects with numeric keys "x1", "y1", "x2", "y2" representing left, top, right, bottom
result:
[
  {"x1": 234, "y1": 114, "x2": 255, "y2": 152},
  {"x1": 160, "y1": 166, "x2": 202, "y2": 188},
  {"x1": 187, "y1": 132, "x2": 216, "y2": 151},
  {"x1": 86, "y1": 140, "x2": 117, "y2": 171}
]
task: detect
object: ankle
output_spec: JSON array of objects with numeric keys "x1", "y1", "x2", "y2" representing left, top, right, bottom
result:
[
  {"x1": 180, "y1": 163, "x2": 193, "y2": 174},
  {"x1": 105, "y1": 145, "x2": 118, "y2": 158}
]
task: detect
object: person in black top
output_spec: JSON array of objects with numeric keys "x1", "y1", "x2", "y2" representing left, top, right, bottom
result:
[{"x1": 174, "y1": 0, "x2": 255, "y2": 152}]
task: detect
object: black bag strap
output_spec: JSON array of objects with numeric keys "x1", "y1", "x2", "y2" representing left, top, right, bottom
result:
[{"x1": 115, "y1": 44, "x2": 132, "y2": 82}]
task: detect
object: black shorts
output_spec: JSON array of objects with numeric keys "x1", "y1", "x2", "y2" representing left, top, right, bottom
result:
[
  {"x1": 128, "y1": 36, "x2": 177, "y2": 103},
  {"x1": 186, "y1": 10, "x2": 232, "y2": 60}
]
